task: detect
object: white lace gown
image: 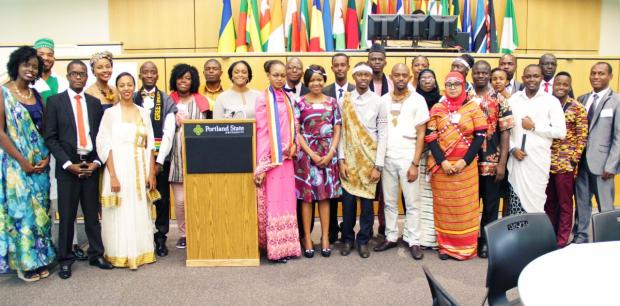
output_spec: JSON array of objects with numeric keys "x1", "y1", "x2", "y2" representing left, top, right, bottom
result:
[{"x1": 96, "y1": 104, "x2": 156, "y2": 269}]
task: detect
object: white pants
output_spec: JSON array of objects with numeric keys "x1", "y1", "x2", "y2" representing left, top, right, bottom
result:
[{"x1": 381, "y1": 157, "x2": 422, "y2": 246}]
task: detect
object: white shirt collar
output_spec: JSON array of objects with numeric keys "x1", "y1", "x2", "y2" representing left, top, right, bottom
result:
[
  {"x1": 67, "y1": 88, "x2": 85, "y2": 99},
  {"x1": 591, "y1": 87, "x2": 610, "y2": 98}
]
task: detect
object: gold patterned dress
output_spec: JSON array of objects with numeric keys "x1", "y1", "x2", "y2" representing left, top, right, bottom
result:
[{"x1": 96, "y1": 104, "x2": 156, "y2": 269}]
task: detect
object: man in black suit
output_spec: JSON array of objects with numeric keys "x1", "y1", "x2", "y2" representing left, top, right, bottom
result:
[
  {"x1": 499, "y1": 54, "x2": 523, "y2": 94},
  {"x1": 284, "y1": 57, "x2": 309, "y2": 100},
  {"x1": 133, "y1": 61, "x2": 177, "y2": 256},
  {"x1": 322, "y1": 53, "x2": 355, "y2": 243},
  {"x1": 44, "y1": 60, "x2": 113, "y2": 279}
]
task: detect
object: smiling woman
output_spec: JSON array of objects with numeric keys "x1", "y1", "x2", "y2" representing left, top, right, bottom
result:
[{"x1": 86, "y1": 51, "x2": 120, "y2": 110}]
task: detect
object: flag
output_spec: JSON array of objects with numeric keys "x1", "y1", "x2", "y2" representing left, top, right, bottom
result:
[
  {"x1": 323, "y1": 0, "x2": 334, "y2": 51},
  {"x1": 333, "y1": 0, "x2": 346, "y2": 50},
  {"x1": 450, "y1": 0, "x2": 460, "y2": 30},
  {"x1": 309, "y1": 0, "x2": 326, "y2": 51},
  {"x1": 217, "y1": 0, "x2": 236, "y2": 52},
  {"x1": 267, "y1": 0, "x2": 285, "y2": 52},
  {"x1": 473, "y1": 0, "x2": 487, "y2": 53},
  {"x1": 300, "y1": 0, "x2": 310, "y2": 51},
  {"x1": 360, "y1": 0, "x2": 372, "y2": 49},
  {"x1": 284, "y1": 0, "x2": 300, "y2": 51},
  {"x1": 259, "y1": 0, "x2": 271, "y2": 51},
  {"x1": 440, "y1": 0, "x2": 449, "y2": 16},
  {"x1": 372, "y1": 0, "x2": 380, "y2": 14},
  {"x1": 236, "y1": 0, "x2": 249, "y2": 52},
  {"x1": 396, "y1": 0, "x2": 404, "y2": 14},
  {"x1": 247, "y1": 0, "x2": 263, "y2": 51},
  {"x1": 500, "y1": 0, "x2": 519, "y2": 53},
  {"x1": 344, "y1": 0, "x2": 359, "y2": 49},
  {"x1": 462, "y1": 0, "x2": 473, "y2": 51},
  {"x1": 487, "y1": 0, "x2": 499, "y2": 53},
  {"x1": 421, "y1": 0, "x2": 428, "y2": 13},
  {"x1": 388, "y1": 0, "x2": 394, "y2": 14},
  {"x1": 428, "y1": 0, "x2": 438, "y2": 15}
]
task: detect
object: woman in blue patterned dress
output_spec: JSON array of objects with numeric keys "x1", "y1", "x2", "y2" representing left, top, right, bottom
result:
[
  {"x1": 294, "y1": 65, "x2": 342, "y2": 258},
  {"x1": 0, "y1": 46, "x2": 55, "y2": 282}
]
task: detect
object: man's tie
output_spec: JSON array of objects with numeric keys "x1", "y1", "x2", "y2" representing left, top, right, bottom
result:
[
  {"x1": 544, "y1": 82, "x2": 550, "y2": 93},
  {"x1": 284, "y1": 87, "x2": 296, "y2": 94},
  {"x1": 141, "y1": 91, "x2": 155, "y2": 99},
  {"x1": 587, "y1": 93, "x2": 599, "y2": 123},
  {"x1": 338, "y1": 88, "x2": 344, "y2": 101},
  {"x1": 75, "y1": 95, "x2": 87, "y2": 148}
]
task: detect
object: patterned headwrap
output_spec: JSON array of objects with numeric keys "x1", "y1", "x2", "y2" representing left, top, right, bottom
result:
[
  {"x1": 90, "y1": 51, "x2": 114, "y2": 69},
  {"x1": 33, "y1": 38, "x2": 54, "y2": 50}
]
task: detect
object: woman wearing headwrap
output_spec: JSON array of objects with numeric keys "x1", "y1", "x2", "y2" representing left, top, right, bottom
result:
[
  {"x1": 424, "y1": 72, "x2": 487, "y2": 260},
  {"x1": 414, "y1": 69, "x2": 441, "y2": 249},
  {"x1": 86, "y1": 51, "x2": 119, "y2": 110}
]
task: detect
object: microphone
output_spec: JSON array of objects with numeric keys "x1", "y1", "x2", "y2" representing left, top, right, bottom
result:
[{"x1": 521, "y1": 134, "x2": 527, "y2": 152}]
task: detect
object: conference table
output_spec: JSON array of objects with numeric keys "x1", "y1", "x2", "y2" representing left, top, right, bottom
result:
[{"x1": 518, "y1": 241, "x2": 620, "y2": 306}]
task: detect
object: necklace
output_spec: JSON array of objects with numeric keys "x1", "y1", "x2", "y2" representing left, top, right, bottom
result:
[
  {"x1": 97, "y1": 84, "x2": 116, "y2": 102},
  {"x1": 12, "y1": 83, "x2": 32, "y2": 100},
  {"x1": 390, "y1": 90, "x2": 411, "y2": 126}
]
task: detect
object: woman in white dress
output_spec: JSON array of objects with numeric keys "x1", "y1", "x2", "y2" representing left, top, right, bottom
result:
[
  {"x1": 213, "y1": 60, "x2": 261, "y2": 119},
  {"x1": 96, "y1": 72, "x2": 157, "y2": 270}
]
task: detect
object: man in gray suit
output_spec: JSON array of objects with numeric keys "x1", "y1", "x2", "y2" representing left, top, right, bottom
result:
[
  {"x1": 573, "y1": 62, "x2": 620, "y2": 243},
  {"x1": 322, "y1": 53, "x2": 354, "y2": 243},
  {"x1": 499, "y1": 54, "x2": 522, "y2": 94}
]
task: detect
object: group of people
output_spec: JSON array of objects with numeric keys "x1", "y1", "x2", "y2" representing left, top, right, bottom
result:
[{"x1": 0, "y1": 39, "x2": 618, "y2": 281}]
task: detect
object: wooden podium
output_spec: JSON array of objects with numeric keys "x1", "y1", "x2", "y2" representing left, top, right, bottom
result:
[{"x1": 182, "y1": 119, "x2": 259, "y2": 267}]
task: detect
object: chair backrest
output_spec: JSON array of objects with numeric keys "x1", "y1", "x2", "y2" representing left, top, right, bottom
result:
[
  {"x1": 422, "y1": 265, "x2": 461, "y2": 306},
  {"x1": 483, "y1": 213, "x2": 557, "y2": 306},
  {"x1": 592, "y1": 209, "x2": 620, "y2": 242}
]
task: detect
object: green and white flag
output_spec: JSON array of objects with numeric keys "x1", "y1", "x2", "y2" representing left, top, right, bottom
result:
[
  {"x1": 360, "y1": 0, "x2": 372, "y2": 49},
  {"x1": 333, "y1": 0, "x2": 345, "y2": 50},
  {"x1": 500, "y1": 0, "x2": 519, "y2": 54}
]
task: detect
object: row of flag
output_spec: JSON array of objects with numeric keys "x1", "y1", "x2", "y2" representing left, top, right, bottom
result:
[{"x1": 218, "y1": 0, "x2": 519, "y2": 54}]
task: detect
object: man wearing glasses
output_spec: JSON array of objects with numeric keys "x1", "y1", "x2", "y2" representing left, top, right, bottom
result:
[{"x1": 284, "y1": 57, "x2": 309, "y2": 100}]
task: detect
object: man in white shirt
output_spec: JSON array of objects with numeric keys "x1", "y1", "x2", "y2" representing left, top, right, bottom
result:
[
  {"x1": 373, "y1": 64, "x2": 428, "y2": 260},
  {"x1": 133, "y1": 61, "x2": 177, "y2": 256},
  {"x1": 538, "y1": 53, "x2": 557, "y2": 94},
  {"x1": 574, "y1": 62, "x2": 620, "y2": 243},
  {"x1": 507, "y1": 64, "x2": 566, "y2": 217},
  {"x1": 338, "y1": 63, "x2": 388, "y2": 258}
]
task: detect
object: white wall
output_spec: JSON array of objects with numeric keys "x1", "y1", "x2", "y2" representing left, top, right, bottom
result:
[
  {"x1": 0, "y1": 0, "x2": 110, "y2": 44},
  {"x1": 599, "y1": 0, "x2": 620, "y2": 55}
]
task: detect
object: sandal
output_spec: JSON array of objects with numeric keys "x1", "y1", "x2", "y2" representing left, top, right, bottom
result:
[
  {"x1": 17, "y1": 270, "x2": 40, "y2": 282},
  {"x1": 36, "y1": 267, "x2": 50, "y2": 279}
]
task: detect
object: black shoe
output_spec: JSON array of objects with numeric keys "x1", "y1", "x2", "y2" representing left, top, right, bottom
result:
[
  {"x1": 478, "y1": 242, "x2": 488, "y2": 258},
  {"x1": 72, "y1": 245, "x2": 88, "y2": 261},
  {"x1": 303, "y1": 249, "x2": 315, "y2": 258},
  {"x1": 373, "y1": 240, "x2": 398, "y2": 252},
  {"x1": 58, "y1": 264, "x2": 72, "y2": 279},
  {"x1": 358, "y1": 244, "x2": 370, "y2": 258},
  {"x1": 89, "y1": 257, "x2": 114, "y2": 269},
  {"x1": 438, "y1": 252, "x2": 450, "y2": 260},
  {"x1": 340, "y1": 243, "x2": 353, "y2": 256},
  {"x1": 269, "y1": 258, "x2": 288, "y2": 264},
  {"x1": 176, "y1": 237, "x2": 186, "y2": 249},
  {"x1": 321, "y1": 248, "x2": 332, "y2": 257},
  {"x1": 409, "y1": 245, "x2": 424, "y2": 260},
  {"x1": 155, "y1": 237, "x2": 169, "y2": 257}
]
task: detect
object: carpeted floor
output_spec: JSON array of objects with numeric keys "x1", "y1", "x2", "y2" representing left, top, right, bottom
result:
[{"x1": 0, "y1": 220, "x2": 500, "y2": 306}]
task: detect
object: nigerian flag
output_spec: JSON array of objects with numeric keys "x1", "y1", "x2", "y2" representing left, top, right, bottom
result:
[{"x1": 500, "y1": 0, "x2": 519, "y2": 54}]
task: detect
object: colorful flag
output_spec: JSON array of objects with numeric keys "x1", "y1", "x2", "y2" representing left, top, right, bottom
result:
[
  {"x1": 360, "y1": 0, "x2": 372, "y2": 49},
  {"x1": 300, "y1": 0, "x2": 310, "y2": 51},
  {"x1": 450, "y1": 0, "x2": 460, "y2": 30},
  {"x1": 388, "y1": 0, "x2": 394, "y2": 14},
  {"x1": 247, "y1": 0, "x2": 263, "y2": 51},
  {"x1": 428, "y1": 0, "x2": 438, "y2": 15},
  {"x1": 259, "y1": 0, "x2": 271, "y2": 51},
  {"x1": 284, "y1": 0, "x2": 300, "y2": 51},
  {"x1": 309, "y1": 0, "x2": 326, "y2": 51},
  {"x1": 236, "y1": 0, "x2": 249, "y2": 52},
  {"x1": 217, "y1": 0, "x2": 236, "y2": 52},
  {"x1": 323, "y1": 0, "x2": 334, "y2": 51},
  {"x1": 473, "y1": 0, "x2": 487, "y2": 53},
  {"x1": 487, "y1": 0, "x2": 499, "y2": 53},
  {"x1": 267, "y1": 0, "x2": 285, "y2": 52},
  {"x1": 344, "y1": 0, "x2": 359, "y2": 49},
  {"x1": 372, "y1": 0, "x2": 381, "y2": 14},
  {"x1": 500, "y1": 0, "x2": 519, "y2": 54},
  {"x1": 440, "y1": 0, "x2": 449, "y2": 16},
  {"x1": 333, "y1": 0, "x2": 346, "y2": 50},
  {"x1": 396, "y1": 0, "x2": 404, "y2": 14},
  {"x1": 462, "y1": 0, "x2": 473, "y2": 51}
]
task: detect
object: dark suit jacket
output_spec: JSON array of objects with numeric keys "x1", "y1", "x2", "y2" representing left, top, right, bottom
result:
[
  {"x1": 44, "y1": 90, "x2": 104, "y2": 180},
  {"x1": 300, "y1": 84, "x2": 310, "y2": 96},
  {"x1": 322, "y1": 82, "x2": 355, "y2": 99}
]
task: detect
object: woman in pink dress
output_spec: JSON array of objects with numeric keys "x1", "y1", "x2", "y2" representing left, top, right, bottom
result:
[{"x1": 253, "y1": 60, "x2": 301, "y2": 263}]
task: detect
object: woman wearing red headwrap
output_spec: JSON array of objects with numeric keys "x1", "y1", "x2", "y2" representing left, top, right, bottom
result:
[{"x1": 424, "y1": 72, "x2": 488, "y2": 260}]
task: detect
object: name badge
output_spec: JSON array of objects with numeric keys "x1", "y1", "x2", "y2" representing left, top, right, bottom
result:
[
  {"x1": 391, "y1": 103, "x2": 402, "y2": 112},
  {"x1": 312, "y1": 103, "x2": 325, "y2": 110},
  {"x1": 601, "y1": 109, "x2": 614, "y2": 118},
  {"x1": 450, "y1": 113, "x2": 461, "y2": 124}
]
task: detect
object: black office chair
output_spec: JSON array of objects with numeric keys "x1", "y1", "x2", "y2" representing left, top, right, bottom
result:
[
  {"x1": 592, "y1": 209, "x2": 620, "y2": 242},
  {"x1": 422, "y1": 265, "x2": 461, "y2": 306},
  {"x1": 483, "y1": 213, "x2": 557, "y2": 306}
]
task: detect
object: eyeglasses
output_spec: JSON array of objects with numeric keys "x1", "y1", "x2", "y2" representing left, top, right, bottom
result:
[
  {"x1": 68, "y1": 72, "x2": 87, "y2": 78},
  {"x1": 444, "y1": 82, "x2": 463, "y2": 89}
]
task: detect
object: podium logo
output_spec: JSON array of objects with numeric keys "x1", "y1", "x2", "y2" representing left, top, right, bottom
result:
[{"x1": 193, "y1": 124, "x2": 204, "y2": 136}]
